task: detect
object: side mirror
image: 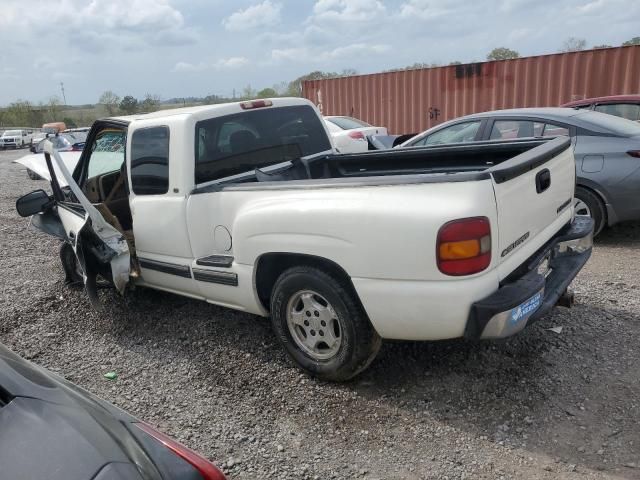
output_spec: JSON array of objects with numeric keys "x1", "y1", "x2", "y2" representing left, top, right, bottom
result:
[{"x1": 16, "y1": 189, "x2": 52, "y2": 217}]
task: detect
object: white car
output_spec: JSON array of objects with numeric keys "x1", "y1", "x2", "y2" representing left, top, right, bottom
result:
[
  {"x1": 324, "y1": 116, "x2": 387, "y2": 153},
  {"x1": 1, "y1": 129, "x2": 32, "y2": 149},
  {"x1": 16, "y1": 98, "x2": 593, "y2": 381}
]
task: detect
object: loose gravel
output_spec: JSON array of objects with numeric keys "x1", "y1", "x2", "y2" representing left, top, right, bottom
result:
[{"x1": 1, "y1": 148, "x2": 639, "y2": 479}]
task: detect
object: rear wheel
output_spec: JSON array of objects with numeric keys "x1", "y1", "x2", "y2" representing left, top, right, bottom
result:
[
  {"x1": 270, "y1": 266, "x2": 381, "y2": 381},
  {"x1": 574, "y1": 186, "x2": 606, "y2": 236}
]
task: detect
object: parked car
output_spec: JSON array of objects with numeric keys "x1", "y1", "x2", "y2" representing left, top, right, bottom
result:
[
  {"x1": 399, "y1": 107, "x2": 640, "y2": 235},
  {"x1": 1, "y1": 129, "x2": 32, "y2": 149},
  {"x1": 16, "y1": 98, "x2": 593, "y2": 381},
  {"x1": 562, "y1": 95, "x2": 640, "y2": 122},
  {"x1": 0, "y1": 342, "x2": 227, "y2": 480},
  {"x1": 324, "y1": 115, "x2": 387, "y2": 153},
  {"x1": 31, "y1": 132, "x2": 87, "y2": 154}
]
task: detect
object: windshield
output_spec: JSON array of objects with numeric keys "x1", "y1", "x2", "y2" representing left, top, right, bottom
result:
[
  {"x1": 577, "y1": 110, "x2": 640, "y2": 137},
  {"x1": 326, "y1": 116, "x2": 372, "y2": 130},
  {"x1": 3, "y1": 130, "x2": 20, "y2": 136}
]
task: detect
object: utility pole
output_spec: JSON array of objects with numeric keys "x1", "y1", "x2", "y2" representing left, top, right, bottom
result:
[{"x1": 60, "y1": 82, "x2": 67, "y2": 104}]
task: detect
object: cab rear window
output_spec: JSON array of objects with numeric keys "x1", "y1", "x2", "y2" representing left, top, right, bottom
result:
[{"x1": 194, "y1": 105, "x2": 331, "y2": 184}]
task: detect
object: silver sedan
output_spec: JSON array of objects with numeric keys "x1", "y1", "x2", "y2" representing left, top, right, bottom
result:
[{"x1": 399, "y1": 108, "x2": 640, "y2": 235}]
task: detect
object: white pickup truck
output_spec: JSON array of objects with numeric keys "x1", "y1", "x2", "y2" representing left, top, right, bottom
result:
[
  {"x1": 2, "y1": 129, "x2": 32, "y2": 149},
  {"x1": 16, "y1": 98, "x2": 593, "y2": 380}
]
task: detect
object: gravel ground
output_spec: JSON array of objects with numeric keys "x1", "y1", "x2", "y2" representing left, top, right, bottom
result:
[{"x1": 1, "y1": 148, "x2": 639, "y2": 479}]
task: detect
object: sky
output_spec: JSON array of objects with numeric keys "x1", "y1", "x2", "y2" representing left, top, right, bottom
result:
[{"x1": 0, "y1": 0, "x2": 638, "y2": 105}]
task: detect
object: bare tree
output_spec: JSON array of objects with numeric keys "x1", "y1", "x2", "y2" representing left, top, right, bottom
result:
[
  {"x1": 561, "y1": 37, "x2": 587, "y2": 52},
  {"x1": 46, "y1": 96, "x2": 62, "y2": 122},
  {"x1": 99, "y1": 90, "x2": 121, "y2": 115},
  {"x1": 140, "y1": 94, "x2": 161, "y2": 112}
]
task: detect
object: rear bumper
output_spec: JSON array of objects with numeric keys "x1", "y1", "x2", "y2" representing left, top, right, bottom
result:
[{"x1": 465, "y1": 216, "x2": 594, "y2": 339}]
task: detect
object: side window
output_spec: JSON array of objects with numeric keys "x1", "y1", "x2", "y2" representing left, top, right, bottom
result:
[
  {"x1": 195, "y1": 105, "x2": 331, "y2": 184},
  {"x1": 414, "y1": 121, "x2": 482, "y2": 146},
  {"x1": 595, "y1": 103, "x2": 640, "y2": 122},
  {"x1": 87, "y1": 129, "x2": 126, "y2": 179},
  {"x1": 490, "y1": 120, "x2": 544, "y2": 139},
  {"x1": 130, "y1": 126, "x2": 170, "y2": 195},
  {"x1": 542, "y1": 123, "x2": 570, "y2": 137}
]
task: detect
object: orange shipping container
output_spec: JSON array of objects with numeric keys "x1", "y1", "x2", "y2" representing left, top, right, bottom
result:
[{"x1": 302, "y1": 45, "x2": 640, "y2": 135}]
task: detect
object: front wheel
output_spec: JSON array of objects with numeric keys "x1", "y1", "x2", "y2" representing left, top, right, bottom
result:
[
  {"x1": 574, "y1": 186, "x2": 606, "y2": 236},
  {"x1": 270, "y1": 266, "x2": 381, "y2": 381},
  {"x1": 59, "y1": 242, "x2": 83, "y2": 286}
]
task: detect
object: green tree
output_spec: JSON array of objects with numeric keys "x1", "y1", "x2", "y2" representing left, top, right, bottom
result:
[
  {"x1": 256, "y1": 87, "x2": 277, "y2": 98},
  {"x1": 487, "y1": 47, "x2": 520, "y2": 60},
  {"x1": 99, "y1": 90, "x2": 121, "y2": 115},
  {"x1": 561, "y1": 37, "x2": 587, "y2": 52},
  {"x1": 63, "y1": 117, "x2": 78, "y2": 128},
  {"x1": 140, "y1": 94, "x2": 161, "y2": 112},
  {"x1": 286, "y1": 71, "x2": 339, "y2": 97},
  {"x1": 622, "y1": 37, "x2": 640, "y2": 46},
  {"x1": 119, "y1": 95, "x2": 138, "y2": 114},
  {"x1": 4, "y1": 100, "x2": 35, "y2": 126}
]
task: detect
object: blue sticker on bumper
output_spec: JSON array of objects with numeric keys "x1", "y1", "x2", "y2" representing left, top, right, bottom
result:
[{"x1": 510, "y1": 290, "x2": 543, "y2": 325}]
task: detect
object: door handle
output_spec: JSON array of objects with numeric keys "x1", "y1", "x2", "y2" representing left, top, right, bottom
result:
[{"x1": 536, "y1": 169, "x2": 551, "y2": 193}]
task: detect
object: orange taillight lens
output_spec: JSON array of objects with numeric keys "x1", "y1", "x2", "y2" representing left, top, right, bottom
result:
[{"x1": 437, "y1": 217, "x2": 491, "y2": 276}]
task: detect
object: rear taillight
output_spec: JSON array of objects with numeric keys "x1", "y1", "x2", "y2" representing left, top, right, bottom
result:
[
  {"x1": 240, "y1": 99, "x2": 273, "y2": 110},
  {"x1": 135, "y1": 422, "x2": 227, "y2": 480},
  {"x1": 627, "y1": 150, "x2": 640, "y2": 158},
  {"x1": 437, "y1": 217, "x2": 491, "y2": 276},
  {"x1": 348, "y1": 131, "x2": 365, "y2": 140}
]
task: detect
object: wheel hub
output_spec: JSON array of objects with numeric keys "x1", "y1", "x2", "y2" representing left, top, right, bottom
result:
[
  {"x1": 286, "y1": 290, "x2": 342, "y2": 360},
  {"x1": 574, "y1": 198, "x2": 591, "y2": 218}
]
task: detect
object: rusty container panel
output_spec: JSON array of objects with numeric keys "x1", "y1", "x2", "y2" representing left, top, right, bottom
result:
[{"x1": 303, "y1": 45, "x2": 640, "y2": 134}]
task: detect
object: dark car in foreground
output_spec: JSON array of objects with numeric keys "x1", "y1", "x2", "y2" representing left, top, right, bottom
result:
[
  {"x1": 0, "y1": 343, "x2": 226, "y2": 480},
  {"x1": 399, "y1": 108, "x2": 640, "y2": 235},
  {"x1": 562, "y1": 94, "x2": 640, "y2": 123}
]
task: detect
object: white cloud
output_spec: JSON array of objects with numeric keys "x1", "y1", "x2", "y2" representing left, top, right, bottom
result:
[
  {"x1": 271, "y1": 48, "x2": 310, "y2": 62},
  {"x1": 271, "y1": 43, "x2": 390, "y2": 63},
  {"x1": 213, "y1": 57, "x2": 249, "y2": 69},
  {"x1": 398, "y1": 0, "x2": 460, "y2": 20},
  {"x1": 311, "y1": 0, "x2": 386, "y2": 23},
  {"x1": 173, "y1": 57, "x2": 249, "y2": 72},
  {"x1": 172, "y1": 61, "x2": 209, "y2": 73},
  {"x1": 223, "y1": 1, "x2": 282, "y2": 31}
]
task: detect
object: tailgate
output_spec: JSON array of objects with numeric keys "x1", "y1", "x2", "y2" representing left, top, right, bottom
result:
[{"x1": 489, "y1": 137, "x2": 575, "y2": 280}]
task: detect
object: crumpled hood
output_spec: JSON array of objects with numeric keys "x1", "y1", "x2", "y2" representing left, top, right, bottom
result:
[{"x1": 13, "y1": 151, "x2": 82, "y2": 186}]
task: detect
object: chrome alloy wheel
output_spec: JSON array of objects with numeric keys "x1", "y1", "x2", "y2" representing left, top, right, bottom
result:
[
  {"x1": 286, "y1": 290, "x2": 343, "y2": 360},
  {"x1": 574, "y1": 197, "x2": 592, "y2": 218}
]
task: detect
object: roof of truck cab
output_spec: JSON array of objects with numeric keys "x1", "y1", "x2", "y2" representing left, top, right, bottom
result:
[{"x1": 105, "y1": 97, "x2": 314, "y2": 124}]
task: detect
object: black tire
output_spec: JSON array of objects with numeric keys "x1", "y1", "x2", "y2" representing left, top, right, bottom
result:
[
  {"x1": 59, "y1": 242, "x2": 83, "y2": 286},
  {"x1": 575, "y1": 186, "x2": 606, "y2": 236},
  {"x1": 270, "y1": 266, "x2": 381, "y2": 381}
]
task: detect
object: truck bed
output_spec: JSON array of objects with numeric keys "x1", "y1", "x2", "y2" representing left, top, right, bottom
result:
[{"x1": 199, "y1": 137, "x2": 568, "y2": 189}]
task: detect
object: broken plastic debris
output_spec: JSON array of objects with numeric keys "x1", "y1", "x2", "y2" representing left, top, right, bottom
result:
[
  {"x1": 104, "y1": 372, "x2": 118, "y2": 380},
  {"x1": 547, "y1": 326, "x2": 563, "y2": 334}
]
